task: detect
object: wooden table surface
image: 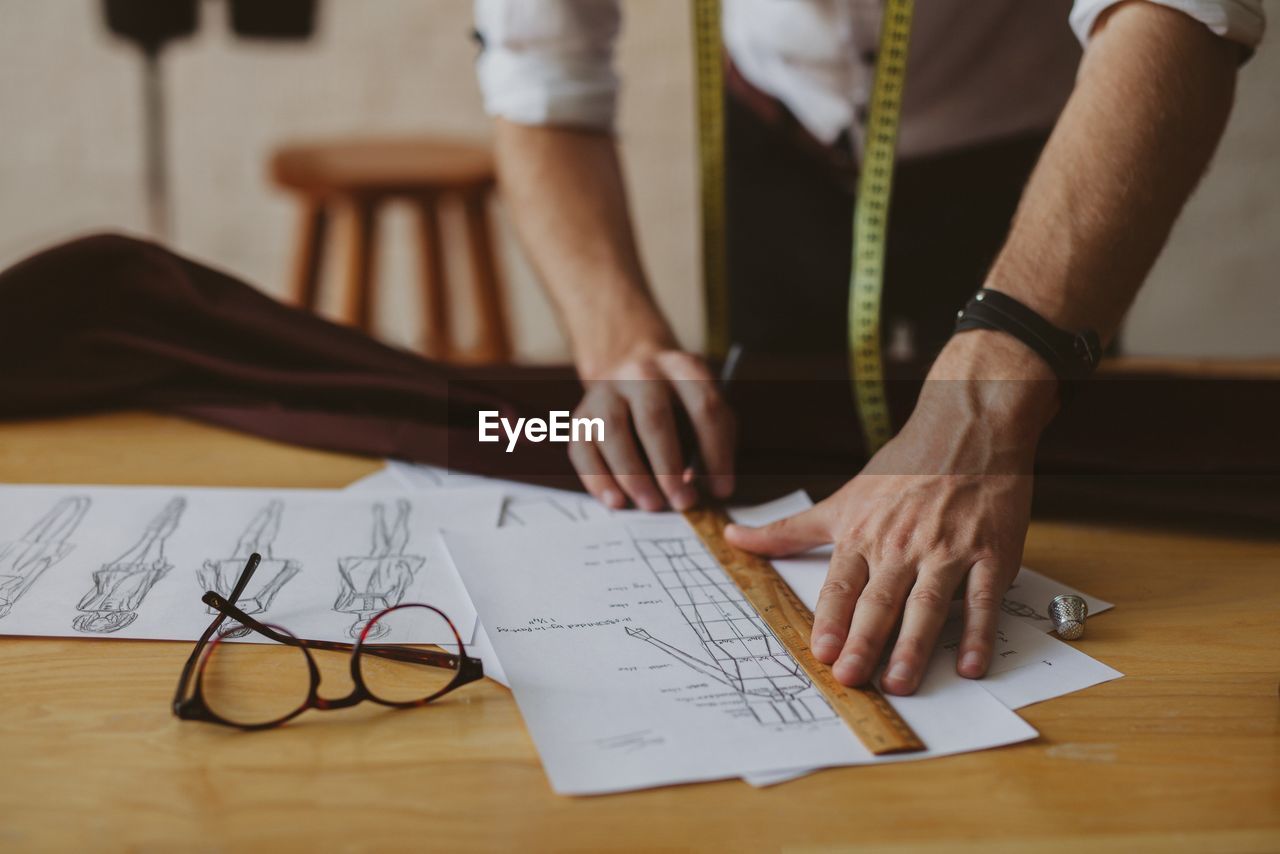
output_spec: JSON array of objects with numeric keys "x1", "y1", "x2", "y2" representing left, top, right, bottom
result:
[{"x1": 1, "y1": 412, "x2": 1277, "y2": 852}]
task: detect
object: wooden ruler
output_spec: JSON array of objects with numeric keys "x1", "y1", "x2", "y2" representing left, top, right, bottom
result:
[{"x1": 682, "y1": 506, "x2": 925, "y2": 755}]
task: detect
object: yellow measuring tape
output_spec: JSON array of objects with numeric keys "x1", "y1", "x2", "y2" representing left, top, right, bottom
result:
[
  {"x1": 692, "y1": 0, "x2": 729, "y2": 360},
  {"x1": 850, "y1": 0, "x2": 914, "y2": 453},
  {"x1": 692, "y1": 0, "x2": 915, "y2": 455}
]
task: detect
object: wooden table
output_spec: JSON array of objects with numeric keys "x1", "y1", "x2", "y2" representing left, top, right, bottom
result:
[{"x1": 1, "y1": 412, "x2": 1277, "y2": 852}]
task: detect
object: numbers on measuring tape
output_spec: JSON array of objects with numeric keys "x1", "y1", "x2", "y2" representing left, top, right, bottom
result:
[
  {"x1": 850, "y1": 0, "x2": 915, "y2": 455},
  {"x1": 692, "y1": 0, "x2": 915, "y2": 454}
]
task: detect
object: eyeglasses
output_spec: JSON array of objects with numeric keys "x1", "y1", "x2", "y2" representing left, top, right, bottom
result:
[{"x1": 172, "y1": 553, "x2": 483, "y2": 730}]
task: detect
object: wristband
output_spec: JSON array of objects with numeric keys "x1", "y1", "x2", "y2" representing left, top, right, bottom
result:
[{"x1": 954, "y1": 289, "x2": 1101, "y2": 383}]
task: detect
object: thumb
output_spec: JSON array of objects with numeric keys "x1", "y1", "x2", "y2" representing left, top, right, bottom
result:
[{"x1": 724, "y1": 505, "x2": 832, "y2": 557}]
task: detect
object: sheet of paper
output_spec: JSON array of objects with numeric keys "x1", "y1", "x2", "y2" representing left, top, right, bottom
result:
[
  {"x1": 379, "y1": 460, "x2": 616, "y2": 527},
  {"x1": 0, "y1": 484, "x2": 501, "y2": 645},
  {"x1": 444, "y1": 511, "x2": 1036, "y2": 795},
  {"x1": 975, "y1": 634, "x2": 1123, "y2": 708},
  {"x1": 350, "y1": 461, "x2": 623, "y2": 686},
  {"x1": 353, "y1": 466, "x2": 1119, "y2": 791}
]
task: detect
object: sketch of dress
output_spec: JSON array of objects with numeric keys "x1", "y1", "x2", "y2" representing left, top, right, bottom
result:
[
  {"x1": 334, "y1": 500, "x2": 425, "y2": 640},
  {"x1": 626, "y1": 535, "x2": 835, "y2": 726},
  {"x1": 197, "y1": 500, "x2": 300, "y2": 633},
  {"x1": 197, "y1": 500, "x2": 299, "y2": 611},
  {"x1": 73, "y1": 497, "x2": 185, "y2": 634},
  {"x1": 0, "y1": 496, "x2": 91, "y2": 619},
  {"x1": 500, "y1": 494, "x2": 612, "y2": 527}
]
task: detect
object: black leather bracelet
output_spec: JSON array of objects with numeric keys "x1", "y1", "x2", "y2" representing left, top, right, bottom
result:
[{"x1": 954, "y1": 289, "x2": 1102, "y2": 383}]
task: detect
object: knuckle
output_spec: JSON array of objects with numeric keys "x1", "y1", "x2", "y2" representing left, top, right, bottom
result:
[
  {"x1": 697, "y1": 390, "x2": 728, "y2": 421},
  {"x1": 859, "y1": 586, "x2": 898, "y2": 610},
  {"x1": 616, "y1": 472, "x2": 651, "y2": 489},
  {"x1": 811, "y1": 618, "x2": 848, "y2": 638},
  {"x1": 634, "y1": 401, "x2": 669, "y2": 432},
  {"x1": 967, "y1": 588, "x2": 1003, "y2": 611},
  {"x1": 602, "y1": 398, "x2": 630, "y2": 424},
  {"x1": 876, "y1": 528, "x2": 912, "y2": 557},
  {"x1": 844, "y1": 633, "x2": 880, "y2": 659},
  {"x1": 969, "y1": 548, "x2": 1000, "y2": 567},
  {"x1": 892, "y1": 638, "x2": 930, "y2": 665},
  {"x1": 818, "y1": 578, "x2": 857, "y2": 601},
  {"x1": 624, "y1": 360, "x2": 662, "y2": 381},
  {"x1": 685, "y1": 393, "x2": 714, "y2": 424},
  {"x1": 833, "y1": 528, "x2": 866, "y2": 553},
  {"x1": 767, "y1": 517, "x2": 797, "y2": 537},
  {"x1": 907, "y1": 586, "x2": 949, "y2": 610}
]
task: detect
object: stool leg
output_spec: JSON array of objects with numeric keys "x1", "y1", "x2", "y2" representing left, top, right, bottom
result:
[
  {"x1": 415, "y1": 196, "x2": 454, "y2": 360},
  {"x1": 462, "y1": 189, "x2": 513, "y2": 363},
  {"x1": 344, "y1": 199, "x2": 378, "y2": 333},
  {"x1": 290, "y1": 200, "x2": 328, "y2": 311}
]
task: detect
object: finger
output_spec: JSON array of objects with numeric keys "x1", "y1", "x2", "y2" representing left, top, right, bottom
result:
[
  {"x1": 832, "y1": 571, "x2": 913, "y2": 687},
  {"x1": 658, "y1": 354, "x2": 736, "y2": 499},
  {"x1": 957, "y1": 559, "x2": 1005, "y2": 679},
  {"x1": 810, "y1": 546, "x2": 868, "y2": 664},
  {"x1": 568, "y1": 438, "x2": 626, "y2": 509},
  {"x1": 596, "y1": 403, "x2": 665, "y2": 512},
  {"x1": 882, "y1": 568, "x2": 962, "y2": 695},
  {"x1": 723, "y1": 503, "x2": 832, "y2": 557},
  {"x1": 619, "y1": 382, "x2": 696, "y2": 511}
]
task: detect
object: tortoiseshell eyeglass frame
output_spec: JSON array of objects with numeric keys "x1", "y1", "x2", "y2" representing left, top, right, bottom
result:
[{"x1": 172, "y1": 553, "x2": 483, "y2": 730}]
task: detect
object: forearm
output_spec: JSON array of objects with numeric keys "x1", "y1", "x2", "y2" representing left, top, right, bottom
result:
[
  {"x1": 494, "y1": 119, "x2": 674, "y2": 377},
  {"x1": 928, "y1": 2, "x2": 1239, "y2": 424}
]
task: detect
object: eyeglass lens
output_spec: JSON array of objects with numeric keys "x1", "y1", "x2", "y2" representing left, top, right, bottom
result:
[
  {"x1": 200, "y1": 627, "x2": 311, "y2": 727},
  {"x1": 358, "y1": 605, "x2": 461, "y2": 705}
]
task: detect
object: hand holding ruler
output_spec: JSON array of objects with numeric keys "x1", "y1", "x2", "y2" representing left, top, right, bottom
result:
[
  {"x1": 682, "y1": 505, "x2": 924, "y2": 755},
  {"x1": 680, "y1": 344, "x2": 924, "y2": 755}
]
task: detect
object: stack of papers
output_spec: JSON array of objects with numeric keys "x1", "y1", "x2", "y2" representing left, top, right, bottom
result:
[
  {"x1": 0, "y1": 468, "x2": 1120, "y2": 795},
  {"x1": 349, "y1": 462, "x2": 1123, "y2": 794},
  {"x1": 0, "y1": 483, "x2": 501, "y2": 644}
]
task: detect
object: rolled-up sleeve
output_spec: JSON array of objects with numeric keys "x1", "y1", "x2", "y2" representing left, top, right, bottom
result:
[
  {"x1": 1070, "y1": 0, "x2": 1265, "y2": 52},
  {"x1": 474, "y1": 0, "x2": 622, "y2": 130}
]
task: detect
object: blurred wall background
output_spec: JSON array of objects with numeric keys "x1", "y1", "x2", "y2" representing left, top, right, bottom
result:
[{"x1": 0, "y1": 0, "x2": 1275, "y2": 361}]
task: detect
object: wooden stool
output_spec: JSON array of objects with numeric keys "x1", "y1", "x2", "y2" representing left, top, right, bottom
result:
[{"x1": 271, "y1": 137, "x2": 513, "y2": 363}]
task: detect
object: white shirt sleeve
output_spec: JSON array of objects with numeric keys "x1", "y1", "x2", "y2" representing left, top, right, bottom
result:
[
  {"x1": 473, "y1": 0, "x2": 622, "y2": 130},
  {"x1": 1070, "y1": 0, "x2": 1265, "y2": 51}
]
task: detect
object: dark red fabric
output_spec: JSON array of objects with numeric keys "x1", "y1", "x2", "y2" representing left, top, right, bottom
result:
[
  {"x1": 1, "y1": 234, "x2": 1277, "y2": 530},
  {"x1": 0, "y1": 234, "x2": 574, "y2": 483}
]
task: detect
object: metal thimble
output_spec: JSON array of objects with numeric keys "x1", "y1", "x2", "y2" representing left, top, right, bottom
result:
[{"x1": 1049, "y1": 594, "x2": 1089, "y2": 640}]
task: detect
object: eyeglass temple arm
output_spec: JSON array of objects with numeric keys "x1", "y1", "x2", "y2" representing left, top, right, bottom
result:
[
  {"x1": 200, "y1": 591, "x2": 468, "y2": 670},
  {"x1": 173, "y1": 553, "x2": 264, "y2": 711}
]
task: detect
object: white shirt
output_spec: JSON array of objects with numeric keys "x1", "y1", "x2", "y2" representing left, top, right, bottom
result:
[{"x1": 473, "y1": 0, "x2": 1264, "y2": 159}]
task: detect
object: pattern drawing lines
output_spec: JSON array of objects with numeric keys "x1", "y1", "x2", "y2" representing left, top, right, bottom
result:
[{"x1": 626, "y1": 534, "x2": 835, "y2": 726}]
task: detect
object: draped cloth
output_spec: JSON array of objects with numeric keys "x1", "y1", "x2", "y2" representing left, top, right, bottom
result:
[{"x1": 2, "y1": 234, "x2": 1276, "y2": 529}]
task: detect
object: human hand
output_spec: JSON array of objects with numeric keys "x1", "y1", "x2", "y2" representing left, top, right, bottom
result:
[
  {"x1": 724, "y1": 331, "x2": 1058, "y2": 695},
  {"x1": 570, "y1": 347, "x2": 735, "y2": 512}
]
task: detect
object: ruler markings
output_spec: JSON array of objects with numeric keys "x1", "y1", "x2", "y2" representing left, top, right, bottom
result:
[{"x1": 683, "y1": 506, "x2": 925, "y2": 755}]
